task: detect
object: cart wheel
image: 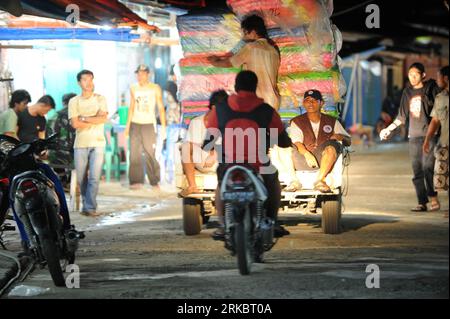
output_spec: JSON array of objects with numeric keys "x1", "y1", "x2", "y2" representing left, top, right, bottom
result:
[
  {"x1": 321, "y1": 199, "x2": 341, "y2": 234},
  {"x1": 182, "y1": 198, "x2": 202, "y2": 235}
]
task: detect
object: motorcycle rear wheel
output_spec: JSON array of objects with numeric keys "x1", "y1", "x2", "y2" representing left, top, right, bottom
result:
[
  {"x1": 235, "y1": 210, "x2": 253, "y2": 275},
  {"x1": 41, "y1": 238, "x2": 65, "y2": 287}
]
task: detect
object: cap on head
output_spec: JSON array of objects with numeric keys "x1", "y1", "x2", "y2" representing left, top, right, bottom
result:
[
  {"x1": 303, "y1": 89, "x2": 323, "y2": 101},
  {"x1": 135, "y1": 64, "x2": 150, "y2": 73}
]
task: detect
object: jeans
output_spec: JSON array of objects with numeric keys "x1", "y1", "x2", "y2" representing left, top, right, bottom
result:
[
  {"x1": 74, "y1": 147, "x2": 105, "y2": 212},
  {"x1": 409, "y1": 136, "x2": 438, "y2": 205},
  {"x1": 129, "y1": 123, "x2": 160, "y2": 186},
  {"x1": 10, "y1": 163, "x2": 71, "y2": 243}
]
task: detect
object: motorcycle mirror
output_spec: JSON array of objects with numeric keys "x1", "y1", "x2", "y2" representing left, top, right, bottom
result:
[{"x1": 46, "y1": 133, "x2": 59, "y2": 141}]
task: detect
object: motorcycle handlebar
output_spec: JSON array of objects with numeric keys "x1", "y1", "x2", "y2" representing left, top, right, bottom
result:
[{"x1": 32, "y1": 133, "x2": 59, "y2": 154}]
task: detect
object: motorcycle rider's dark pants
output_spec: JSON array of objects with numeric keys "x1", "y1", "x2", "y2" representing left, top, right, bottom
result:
[{"x1": 217, "y1": 164, "x2": 281, "y2": 221}]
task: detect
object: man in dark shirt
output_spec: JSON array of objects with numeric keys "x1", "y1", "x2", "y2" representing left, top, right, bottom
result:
[
  {"x1": 380, "y1": 63, "x2": 441, "y2": 212},
  {"x1": 18, "y1": 95, "x2": 55, "y2": 142},
  {"x1": 6, "y1": 94, "x2": 77, "y2": 248},
  {"x1": 48, "y1": 93, "x2": 77, "y2": 187},
  {"x1": 48, "y1": 93, "x2": 77, "y2": 163}
]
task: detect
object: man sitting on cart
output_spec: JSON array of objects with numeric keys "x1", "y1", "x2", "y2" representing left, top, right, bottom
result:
[
  {"x1": 289, "y1": 90, "x2": 351, "y2": 193},
  {"x1": 179, "y1": 90, "x2": 228, "y2": 197}
]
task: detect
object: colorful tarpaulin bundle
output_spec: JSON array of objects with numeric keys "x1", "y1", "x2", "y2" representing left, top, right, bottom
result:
[
  {"x1": 176, "y1": 0, "x2": 345, "y2": 125},
  {"x1": 177, "y1": 12, "x2": 242, "y2": 125}
]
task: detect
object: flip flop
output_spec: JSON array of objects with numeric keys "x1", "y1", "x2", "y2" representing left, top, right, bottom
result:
[
  {"x1": 429, "y1": 202, "x2": 441, "y2": 211},
  {"x1": 211, "y1": 227, "x2": 225, "y2": 241},
  {"x1": 284, "y1": 181, "x2": 302, "y2": 192},
  {"x1": 178, "y1": 187, "x2": 200, "y2": 198},
  {"x1": 314, "y1": 180, "x2": 331, "y2": 193},
  {"x1": 411, "y1": 205, "x2": 427, "y2": 212}
]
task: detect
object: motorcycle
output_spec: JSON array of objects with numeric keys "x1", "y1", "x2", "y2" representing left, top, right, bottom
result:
[
  {"x1": 0, "y1": 177, "x2": 15, "y2": 250},
  {"x1": 220, "y1": 164, "x2": 275, "y2": 275},
  {"x1": 0, "y1": 134, "x2": 84, "y2": 287}
]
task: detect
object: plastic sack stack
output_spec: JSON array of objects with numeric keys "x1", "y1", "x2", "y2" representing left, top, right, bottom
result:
[
  {"x1": 176, "y1": 13, "x2": 242, "y2": 126},
  {"x1": 176, "y1": 0, "x2": 345, "y2": 125},
  {"x1": 227, "y1": 0, "x2": 345, "y2": 118}
]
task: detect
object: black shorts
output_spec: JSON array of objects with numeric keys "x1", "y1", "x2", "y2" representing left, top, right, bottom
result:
[{"x1": 293, "y1": 140, "x2": 343, "y2": 171}]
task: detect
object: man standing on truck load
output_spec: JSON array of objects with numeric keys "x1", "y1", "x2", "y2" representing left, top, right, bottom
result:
[
  {"x1": 207, "y1": 14, "x2": 280, "y2": 110},
  {"x1": 207, "y1": 14, "x2": 301, "y2": 192}
]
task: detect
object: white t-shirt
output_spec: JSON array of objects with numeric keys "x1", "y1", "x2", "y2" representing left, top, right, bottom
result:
[
  {"x1": 184, "y1": 114, "x2": 207, "y2": 145},
  {"x1": 130, "y1": 82, "x2": 161, "y2": 125},
  {"x1": 289, "y1": 117, "x2": 350, "y2": 144},
  {"x1": 68, "y1": 94, "x2": 108, "y2": 148},
  {"x1": 184, "y1": 114, "x2": 221, "y2": 168}
]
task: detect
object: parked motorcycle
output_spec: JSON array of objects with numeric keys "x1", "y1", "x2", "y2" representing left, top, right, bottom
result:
[
  {"x1": 220, "y1": 165, "x2": 275, "y2": 275},
  {"x1": 0, "y1": 134, "x2": 83, "y2": 287},
  {"x1": 0, "y1": 177, "x2": 15, "y2": 249}
]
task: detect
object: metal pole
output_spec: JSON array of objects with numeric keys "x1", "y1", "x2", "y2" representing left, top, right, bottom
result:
[
  {"x1": 358, "y1": 61, "x2": 363, "y2": 125},
  {"x1": 342, "y1": 54, "x2": 359, "y2": 122}
]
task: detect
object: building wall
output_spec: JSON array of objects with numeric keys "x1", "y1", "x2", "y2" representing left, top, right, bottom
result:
[{"x1": 2, "y1": 39, "x2": 174, "y2": 117}]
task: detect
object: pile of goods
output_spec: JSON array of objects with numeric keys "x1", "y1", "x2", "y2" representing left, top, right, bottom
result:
[{"x1": 176, "y1": 0, "x2": 345, "y2": 125}]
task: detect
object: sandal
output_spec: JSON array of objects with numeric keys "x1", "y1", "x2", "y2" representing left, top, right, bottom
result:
[
  {"x1": 429, "y1": 201, "x2": 441, "y2": 212},
  {"x1": 411, "y1": 204, "x2": 427, "y2": 212},
  {"x1": 284, "y1": 180, "x2": 302, "y2": 192},
  {"x1": 178, "y1": 186, "x2": 199, "y2": 198},
  {"x1": 211, "y1": 227, "x2": 225, "y2": 241},
  {"x1": 314, "y1": 180, "x2": 331, "y2": 193}
]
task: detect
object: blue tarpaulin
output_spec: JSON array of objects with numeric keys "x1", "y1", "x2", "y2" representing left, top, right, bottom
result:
[{"x1": 0, "y1": 28, "x2": 139, "y2": 42}]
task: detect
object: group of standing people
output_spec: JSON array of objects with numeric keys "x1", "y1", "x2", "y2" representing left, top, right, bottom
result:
[
  {"x1": 0, "y1": 70, "x2": 109, "y2": 218},
  {"x1": 1, "y1": 14, "x2": 447, "y2": 232}
]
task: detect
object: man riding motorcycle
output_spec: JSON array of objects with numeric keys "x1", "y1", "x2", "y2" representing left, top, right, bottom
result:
[{"x1": 204, "y1": 70, "x2": 292, "y2": 239}]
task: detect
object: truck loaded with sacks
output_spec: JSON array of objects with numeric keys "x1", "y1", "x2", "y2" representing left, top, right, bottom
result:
[{"x1": 174, "y1": 0, "x2": 349, "y2": 235}]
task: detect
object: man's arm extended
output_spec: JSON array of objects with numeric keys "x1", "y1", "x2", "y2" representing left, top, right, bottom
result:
[
  {"x1": 207, "y1": 55, "x2": 232, "y2": 68},
  {"x1": 157, "y1": 86, "x2": 166, "y2": 128}
]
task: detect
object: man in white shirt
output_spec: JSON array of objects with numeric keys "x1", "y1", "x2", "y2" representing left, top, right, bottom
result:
[
  {"x1": 423, "y1": 65, "x2": 449, "y2": 194},
  {"x1": 290, "y1": 90, "x2": 351, "y2": 193},
  {"x1": 207, "y1": 14, "x2": 280, "y2": 110},
  {"x1": 69, "y1": 69, "x2": 108, "y2": 216},
  {"x1": 179, "y1": 90, "x2": 228, "y2": 197},
  {"x1": 125, "y1": 65, "x2": 166, "y2": 189}
]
